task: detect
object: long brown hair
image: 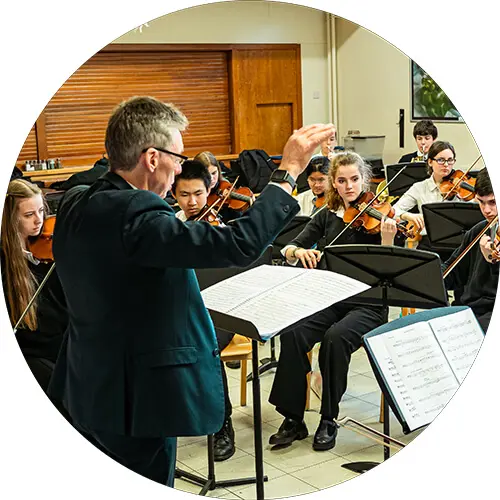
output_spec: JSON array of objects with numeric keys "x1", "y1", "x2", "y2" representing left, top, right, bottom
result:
[
  {"x1": 194, "y1": 151, "x2": 221, "y2": 188},
  {"x1": 1, "y1": 179, "x2": 45, "y2": 330},
  {"x1": 326, "y1": 152, "x2": 372, "y2": 211}
]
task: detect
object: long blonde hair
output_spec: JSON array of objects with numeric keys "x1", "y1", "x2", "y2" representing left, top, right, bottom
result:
[
  {"x1": 1, "y1": 179, "x2": 45, "y2": 330},
  {"x1": 326, "y1": 152, "x2": 372, "y2": 211}
]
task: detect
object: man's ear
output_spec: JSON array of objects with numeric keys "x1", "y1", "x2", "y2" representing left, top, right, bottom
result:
[{"x1": 142, "y1": 149, "x2": 159, "y2": 173}]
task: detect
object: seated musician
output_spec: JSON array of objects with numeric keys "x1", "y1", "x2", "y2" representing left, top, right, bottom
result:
[
  {"x1": 1, "y1": 179, "x2": 68, "y2": 396},
  {"x1": 194, "y1": 150, "x2": 252, "y2": 221},
  {"x1": 295, "y1": 156, "x2": 330, "y2": 217},
  {"x1": 442, "y1": 168, "x2": 498, "y2": 332},
  {"x1": 393, "y1": 140, "x2": 463, "y2": 254},
  {"x1": 172, "y1": 159, "x2": 236, "y2": 461},
  {"x1": 268, "y1": 152, "x2": 399, "y2": 451},
  {"x1": 399, "y1": 119, "x2": 438, "y2": 163}
]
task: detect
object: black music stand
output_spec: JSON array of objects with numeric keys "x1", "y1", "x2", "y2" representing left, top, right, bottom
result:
[
  {"x1": 175, "y1": 249, "x2": 272, "y2": 498},
  {"x1": 422, "y1": 202, "x2": 484, "y2": 249},
  {"x1": 323, "y1": 244, "x2": 448, "y2": 472},
  {"x1": 386, "y1": 162, "x2": 428, "y2": 198}
]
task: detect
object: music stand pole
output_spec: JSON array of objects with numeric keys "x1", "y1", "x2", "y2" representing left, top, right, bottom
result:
[{"x1": 323, "y1": 244, "x2": 448, "y2": 473}]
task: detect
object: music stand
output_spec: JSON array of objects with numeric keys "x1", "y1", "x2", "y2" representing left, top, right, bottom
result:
[
  {"x1": 323, "y1": 244, "x2": 448, "y2": 472},
  {"x1": 271, "y1": 215, "x2": 311, "y2": 261},
  {"x1": 386, "y1": 162, "x2": 428, "y2": 198},
  {"x1": 175, "y1": 248, "x2": 272, "y2": 499},
  {"x1": 423, "y1": 202, "x2": 484, "y2": 249}
]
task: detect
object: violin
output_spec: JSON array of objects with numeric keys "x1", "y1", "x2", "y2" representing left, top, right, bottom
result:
[
  {"x1": 314, "y1": 193, "x2": 327, "y2": 210},
  {"x1": 207, "y1": 179, "x2": 254, "y2": 212},
  {"x1": 488, "y1": 220, "x2": 500, "y2": 264},
  {"x1": 28, "y1": 215, "x2": 56, "y2": 263},
  {"x1": 192, "y1": 205, "x2": 223, "y2": 226},
  {"x1": 439, "y1": 169, "x2": 476, "y2": 202},
  {"x1": 440, "y1": 156, "x2": 482, "y2": 202},
  {"x1": 343, "y1": 191, "x2": 419, "y2": 239}
]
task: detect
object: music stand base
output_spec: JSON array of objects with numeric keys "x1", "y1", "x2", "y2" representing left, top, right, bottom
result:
[
  {"x1": 341, "y1": 461, "x2": 380, "y2": 474},
  {"x1": 175, "y1": 467, "x2": 268, "y2": 496},
  {"x1": 246, "y1": 358, "x2": 278, "y2": 382}
]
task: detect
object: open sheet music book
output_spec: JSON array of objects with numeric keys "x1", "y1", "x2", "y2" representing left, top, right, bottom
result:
[
  {"x1": 201, "y1": 264, "x2": 370, "y2": 340},
  {"x1": 364, "y1": 307, "x2": 484, "y2": 433}
]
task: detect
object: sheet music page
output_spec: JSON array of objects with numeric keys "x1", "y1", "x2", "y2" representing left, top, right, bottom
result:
[
  {"x1": 201, "y1": 265, "x2": 370, "y2": 340},
  {"x1": 371, "y1": 321, "x2": 460, "y2": 431},
  {"x1": 429, "y1": 308, "x2": 485, "y2": 384}
]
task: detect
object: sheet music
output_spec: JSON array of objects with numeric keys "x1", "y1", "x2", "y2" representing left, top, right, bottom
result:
[
  {"x1": 369, "y1": 321, "x2": 459, "y2": 431},
  {"x1": 429, "y1": 308, "x2": 485, "y2": 384},
  {"x1": 201, "y1": 265, "x2": 370, "y2": 340}
]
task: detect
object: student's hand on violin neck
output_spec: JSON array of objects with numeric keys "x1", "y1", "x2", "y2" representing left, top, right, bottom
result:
[
  {"x1": 380, "y1": 216, "x2": 397, "y2": 246},
  {"x1": 281, "y1": 123, "x2": 336, "y2": 179},
  {"x1": 295, "y1": 248, "x2": 322, "y2": 269},
  {"x1": 402, "y1": 212, "x2": 425, "y2": 231},
  {"x1": 480, "y1": 234, "x2": 500, "y2": 264}
]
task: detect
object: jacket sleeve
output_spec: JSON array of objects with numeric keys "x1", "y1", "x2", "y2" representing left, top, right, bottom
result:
[{"x1": 122, "y1": 184, "x2": 299, "y2": 269}]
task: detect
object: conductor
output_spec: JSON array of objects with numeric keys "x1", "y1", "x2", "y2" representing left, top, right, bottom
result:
[{"x1": 48, "y1": 96, "x2": 335, "y2": 487}]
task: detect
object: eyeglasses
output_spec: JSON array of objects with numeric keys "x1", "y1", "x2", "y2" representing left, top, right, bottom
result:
[
  {"x1": 432, "y1": 158, "x2": 456, "y2": 166},
  {"x1": 142, "y1": 147, "x2": 189, "y2": 165}
]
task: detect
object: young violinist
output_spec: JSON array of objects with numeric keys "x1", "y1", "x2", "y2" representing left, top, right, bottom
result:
[
  {"x1": 442, "y1": 168, "x2": 498, "y2": 332},
  {"x1": 268, "y1": 151, "x2": 399, "y2": 452},
  {"x1": 1, "y1": 179, "x2": 68, "y2": 393},
  {"x1": 398, "y1": 119, "x2": 438, "y2": 163},
  {"x1": 393, "y1": 140, "x2": 462, "y2": 253},
  {"x1": 295, "y1": 156, "x2": 330, "y2": 217},
  {"x1": 194, "y1": 150, "x2": 253, "y2": 220}
]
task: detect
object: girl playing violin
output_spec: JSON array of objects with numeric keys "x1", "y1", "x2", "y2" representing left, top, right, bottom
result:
[
  {"x1": 295, "y1": 156, "x2": 330, "y2": 217},
  {"x1": 194, "y1": 150, "x2": 254, "y2": 221},
  {"x1": 1, "y1": 179, "x2": 68, "y2": 393},
  {"x1": 268, "y1": 152, "x2": 399, "y2": 452},
  {"x1": 393, "y1": 140, "x2": 463, "y2": 253}
]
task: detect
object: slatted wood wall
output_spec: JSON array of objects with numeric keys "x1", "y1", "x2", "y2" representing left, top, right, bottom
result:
[{"x1": 15, "y1": 44, "x2": 301, "y2": 169}]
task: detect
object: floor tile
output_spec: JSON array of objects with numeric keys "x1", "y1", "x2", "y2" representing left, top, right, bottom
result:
[
  {"x1": 338, "y1": 397, "x2": 381, "y2": 421},
  {"x1": 233, "y1": 422, "x2": 285, "y2": 456},
  {"x1": 291, "y1": 455, "x2": 360, "y2": 489},
  {"x1": 176, "y1": 438, "x2": 250, "y2": 472},
  {"x1": 230, "y1": 473, "x2": 318, "y2": 499},
  {"x1": 261, "y1": 439, "x2": 336, "y2": 474},
  {"x1": 345, "y1": 373, "x2": 381, "y2": 398},
  {"x1": 198, "y1": 453, "x2": 286, "y2": 484}
]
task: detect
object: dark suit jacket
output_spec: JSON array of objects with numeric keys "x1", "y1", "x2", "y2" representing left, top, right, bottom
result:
[
  {"x1": 49, "y1": 172, "x2": 298, "y2": 438},
  {"x1": 398, "y1": 151, "x2": 418, "y2": 163}
]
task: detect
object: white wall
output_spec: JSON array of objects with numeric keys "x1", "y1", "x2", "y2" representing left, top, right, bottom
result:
[
  {"x1": 114, "y1": 1, "x2": 331, "y2": 128},
  {"x1": 335, "y1": 18, "x2": 482, "y2": 169}
]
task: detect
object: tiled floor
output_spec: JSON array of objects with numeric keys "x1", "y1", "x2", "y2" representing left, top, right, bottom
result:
[{"x1": 175, "y1": 311, "x2": 425, "y2": 498}]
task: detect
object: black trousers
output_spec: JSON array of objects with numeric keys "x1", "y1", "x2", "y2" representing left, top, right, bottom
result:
[
  {"x1": 269, "y1": 303, "x2": 385, "y2": 420},
  {"x1": 75, "y1": 421, "x2": 177, "y2": 487},
  {"x1": 216, "y1": 329, "x2": 234, "y2": 423}
]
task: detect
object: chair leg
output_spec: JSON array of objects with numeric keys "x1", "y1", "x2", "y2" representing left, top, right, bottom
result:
[
  {"x1": 305, "y1": 351, "x2": 313, "y2": 411},
  {"x1": 379, "y1": 393, "x2": 385, "y2": 423},
  {"x1": 240, "y1": 359, "x2": 247, "y2": 407}
]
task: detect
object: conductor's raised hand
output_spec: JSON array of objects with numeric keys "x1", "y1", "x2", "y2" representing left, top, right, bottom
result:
[
  {"x1": 280, "y1": 124, "x2": 336, "y2": 180},
  {"x1": 295, "y1": 248, "x2": 322, "y2": 269}
]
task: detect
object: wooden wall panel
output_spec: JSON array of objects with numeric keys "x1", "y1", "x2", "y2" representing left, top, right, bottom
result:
[
  {"x1": 231, "y1": 46, "x2": 302, "y2": 155},
  {"x1": 16, "y1": 125, "x2": 37, "y2": 165}
]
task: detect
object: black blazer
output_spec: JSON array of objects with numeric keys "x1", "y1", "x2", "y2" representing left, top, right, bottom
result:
[
  {"x1": 398, "y1": 151, "x2": 418, "y2": 163},
  {"x1": 49, "y1": 172, "x2": 298, "y2": 438}
]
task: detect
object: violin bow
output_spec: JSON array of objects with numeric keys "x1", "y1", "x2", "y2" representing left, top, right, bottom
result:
[
  {"x1": 13, "y1": 262, "x2": 56, "y2": 335},
  {"x1": 214, "y1": 177, "x2": 239, "y2": 217},
  {"x1": 442, "y1": 215, "x2": 498, "y2": 279},
  {"x1": 323, "y1": 164, "x2": 409, "y2": 250},
  {"x1": 441, "y1": 156, "x2": 482, "y2": 201}
]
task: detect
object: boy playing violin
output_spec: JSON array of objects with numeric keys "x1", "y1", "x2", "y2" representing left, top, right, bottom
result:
[{"x1": 442, "y1": 168, "x2": 498, "y2": 332}]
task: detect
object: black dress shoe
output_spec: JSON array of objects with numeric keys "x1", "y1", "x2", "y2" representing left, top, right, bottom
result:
[
  {"x1": 269, "y1": 418, "x2": 308, "y2": 446},
  {"x1": 214, "y1": 418, "x2": 235, "y2": 461},
  {"x1": 313, "y1": 419, "x2": 339, "y2": 451}
]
